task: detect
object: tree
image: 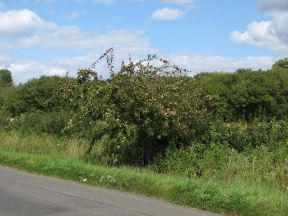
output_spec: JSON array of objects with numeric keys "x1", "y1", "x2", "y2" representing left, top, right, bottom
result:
[
  {"x1": 0, "y1": 69, "x2": 13, "y2": 110},
  {"x1": 5, "y1": 76, "x2": 67, "y2": 116},
  {"x1": 0, "y1": 69, "x2": 13, "y2": 88},
  {"x1": 272, "y1": 58, "x2": 288, "y2": 70}
]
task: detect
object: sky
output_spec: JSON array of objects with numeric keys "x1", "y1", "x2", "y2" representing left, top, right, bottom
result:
[{"x1": 0, "y1": 0, "x2": 288, "y2": 83}]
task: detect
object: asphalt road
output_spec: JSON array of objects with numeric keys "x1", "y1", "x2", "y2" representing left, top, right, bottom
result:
[{"x1": 0, "y1": 166, "x2": 220, "y2": 216}]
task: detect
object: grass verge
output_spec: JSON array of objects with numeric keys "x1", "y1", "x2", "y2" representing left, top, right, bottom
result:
[{"x1": 0, "y1": 148, "x2": 287, "y2": 216}]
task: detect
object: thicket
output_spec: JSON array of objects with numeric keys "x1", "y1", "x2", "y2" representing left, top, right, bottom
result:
[
  {"x1": 1, "y1": 55, "x2": 288, "y2": 190},
  {"x1": 196, "y1": 68, "x2": 288, "y2": 121}
]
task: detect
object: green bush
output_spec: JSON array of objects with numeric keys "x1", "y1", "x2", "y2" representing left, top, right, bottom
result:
[
  {"x1": 87, "y1": 123, "x2": 139, "y2": 166},
  {"x1": 5, "y1": 76, "x2": 67, "y2": 116},
  {"x1": 0, "y1": 70, "x2": 13, "y2": 110},
  {"x1": 64, "y1": 58, "x2": 208, "y2": 166},
  {"x1": 0, "y1": 69, "x2": 13, "y2": 88},
  {"x1": 0, "y1": 110, "x2": 11, "y2": 129},
  {"x1": 272, "y1": 58, "x2": 288, "y2": 70},
  {"x1": 7, "y1": 111, "x2": 70, "y2": 136},
  {"x1": 198, "y1": 120, "x2": 288, "y2": 151},
  {"x1": 196, "y1": 69, "x2": 288, "y2": 121}
]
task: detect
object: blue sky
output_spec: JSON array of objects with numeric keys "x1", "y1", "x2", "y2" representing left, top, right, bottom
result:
[{"x1": 0, "y1": 0, "x2": 287, "y2": 83}]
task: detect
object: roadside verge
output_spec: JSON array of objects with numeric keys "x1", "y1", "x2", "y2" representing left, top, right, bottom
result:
[{"x1": 0, "y1": 148, "x2": 287, "y2": 216}]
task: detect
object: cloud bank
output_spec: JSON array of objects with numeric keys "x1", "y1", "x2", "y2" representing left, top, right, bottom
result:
[{"x1": 231, "y1": 0, "x2": 288, "y2": 54}]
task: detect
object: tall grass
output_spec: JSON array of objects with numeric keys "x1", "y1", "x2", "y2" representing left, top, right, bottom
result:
[
  {"x1": 1, "y1": 130, "x2": 288, "y2": 190},
  {"x1": 0, "y1": 131, "x2": 88, "y2": 158},
  {"x1": 1, "y1": 131, "x2": 288, "y2": 215},
  {"x1": 154, "y1": 143, "x2": 288, "y2": 190}
]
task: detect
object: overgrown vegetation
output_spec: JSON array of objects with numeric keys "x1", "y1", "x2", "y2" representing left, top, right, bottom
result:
[{"x1": 1, "y1": 53, "x2": 288, "y2": 215}]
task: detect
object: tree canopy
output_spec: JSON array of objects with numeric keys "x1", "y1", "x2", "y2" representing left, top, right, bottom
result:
[
  {"x1": 272, "y1": 58, "x2": 288, "y2": 70},
  {"x1": 0, "y1": 69, "x2": 13, "y2": 88}
]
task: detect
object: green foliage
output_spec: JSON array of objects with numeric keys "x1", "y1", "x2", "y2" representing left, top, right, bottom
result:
[
  {"x1": 0, "y1": 69, "x2": 13, "y2": 110},
  {"x1": 0, "y1": 110, "x2": 11, "y2": 129},
  {"x1": 0, "y1": 69, "x2": 13, "y2": 88},
  {"x1": 0, "y1": 131, "x2": 88, "y2": 158},
  {"x1": 64, "y1": 56, "x2": 207, "y2": 166},
  {"x1": 5, "y1": 76, "x2": 67, "y2": 116},
  {"x1": 7, "y1": 111, "x2": 70, "y2": 136},
  {"x1": 196, "y1": 69, "x2": 288, "y2": 120},
  {"x1": 199, "y1": 120, "x2": 288, "y2": 151},
  {"x1": 272, "y1": 58, "x2": 288, "y2": 70},
  {"x1": 155, "y1": 141, "x2": 288, "y2": 190}
]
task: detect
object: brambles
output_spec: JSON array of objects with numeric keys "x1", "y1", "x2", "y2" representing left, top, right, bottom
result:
[{"x1": 64, "y1": 51, "x2": 207, "y2": 166}]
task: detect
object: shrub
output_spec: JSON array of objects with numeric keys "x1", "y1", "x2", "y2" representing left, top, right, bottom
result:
[
  {"x1": 195, "y1": 69, "x2": 288, "y2": 121},
  {"x1": 272, "y1": 58, "x2": 288, "y2": 70},
  {"x1": 0, "y1": 69, "x2": 13, "y2": 88},
  {"x1": 7, "y1": 111, "x2": 70, "y2": 136},
  {"x1": 0, "y1": 110, "x2": 11, "y2": 129},
  {"x1": 64, "y1": 55, "x2": 208, "y2": 166},
  {"x1": 5, "y1": 76, "x2": 67, "y2": 116},
  {"x1": 199, "y1": 120, "x2": 288, "y2": 151}
]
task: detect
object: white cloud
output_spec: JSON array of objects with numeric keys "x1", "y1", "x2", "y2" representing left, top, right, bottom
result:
[
  {"x1": 0, "y1": 8, "x2": 154, "y2": 83},
  {"x1": 8, "y1": 61, "x2": 67, "y2": 84},
  {"x1": 165, "y1": 54, "x2": 274, "y2": 74},
  {"x1": 231, "y1": 21, "x2": 288, "y2": 52},
  {"x1": 0, "y1": 9, "x2": 42, "y2": 37},
  {"x1": 161, "y1": 0, "x2": 193, "y2": 4},
  {"x1": 0, "y1": 56, "x2": 65, "y2": 84},
  {"x1": 231, "y1": 0, "x2": 288, "y2": 54},
  {"x1": 17, "y1": 28, "x2": 152, "y2": 54},
  {"x1": 63, "y1": 11, "x2": 82, "y2": 20},
  {"x1": 0, "y1": 9, "x2": 152, "y2": 54},
  {"x1": 2, "y1": 50, "x2": 143, "y2": 84},
  {"x1": 1, "y1": 53, "x2": 276, "y2": 84},
  {"x1": 0, "y1": 55, "x2": 12, "y2": 69},
  {"x1": 152, "y1": 7, "x2": 186, "y2": 20}
]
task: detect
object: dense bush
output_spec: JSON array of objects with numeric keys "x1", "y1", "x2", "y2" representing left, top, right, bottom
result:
[
  {"x1": 0, "y1": 110, "x2": 11, "y2": 129},
  {"x1": 0, "y1": 69, "x2": 13, "y2": 88},
  {"x1": 4, "y1": 76, "x2": 68, "y2": 116},
  {"x1": 272, "y1": 58, "x2": 288, "y2": 70},
  {"x1": 196, "y1": 68, "x2": 288, "y2": 121},
  {"x1": 7, "y1": 111, "x2": 70, "y2": 136},
  {"x1": 0, "y1": 70, "x2": 13, "y2": 111},
  {"x1": 199, "y1": 120, "x2": 288, "y2": 151},
  {"x1": 64, "y1": 57, "x2": 208, "y2": 166}
]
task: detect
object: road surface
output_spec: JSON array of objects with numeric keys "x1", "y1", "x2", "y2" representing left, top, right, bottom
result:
[{"x1": 0, "y1": 166, "x2": 220, "y2": 216}]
